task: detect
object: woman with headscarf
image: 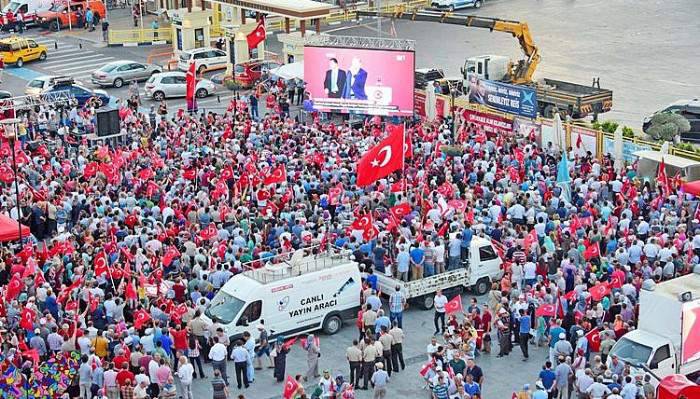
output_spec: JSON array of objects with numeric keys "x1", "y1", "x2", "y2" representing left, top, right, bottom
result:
[
  {"x1": 303, "y1": 333, "x2": 320, "y2": 382},
  {"x1": 273, "y1": 336, "x2": 289, "y2": 383}
]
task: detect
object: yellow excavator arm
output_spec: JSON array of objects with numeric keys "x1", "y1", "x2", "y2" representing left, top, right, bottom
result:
[{"x1": 354, "y1": 9, "x2": 540, "y2": 84}]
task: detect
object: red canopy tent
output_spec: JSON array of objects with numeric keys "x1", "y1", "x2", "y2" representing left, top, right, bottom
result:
[
  {"x1": 657, "y1": 374, "x2": 700, "y2": 399},
  {"x1": 682, "y1": 180, "x2": 700, "y2": 196},
  {"x1": 0, "y1": 214, "x2": 30, "y2": 242}
]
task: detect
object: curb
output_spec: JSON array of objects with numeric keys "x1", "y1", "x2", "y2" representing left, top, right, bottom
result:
[{"x1": 107, "y1": 40, "x2": 170, "y2": 47}]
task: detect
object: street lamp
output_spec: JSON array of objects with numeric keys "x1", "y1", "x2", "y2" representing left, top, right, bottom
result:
[{"x1": 2, "y1": 118, "x2": 23, "y2": 242}]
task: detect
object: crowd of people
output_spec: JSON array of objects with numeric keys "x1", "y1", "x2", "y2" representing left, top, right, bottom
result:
[{"x1": 0, "y1": 64, "x2": 699, "y2": 399}]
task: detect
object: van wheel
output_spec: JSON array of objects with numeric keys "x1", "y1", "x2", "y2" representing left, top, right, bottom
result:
[
  {"x1": 473, "y1": 277, "x2": 490, "y2": 296},
  {"x1": 50, "y1": 20, "x2": 60, "y2": 31},
  {"x1": 39, "y1": 52, "x2": 47, "y2": 61},
  {"x1": 15, "y1": 58, "x2": 23, "y2": 68},
  {"x1": 322, "y1": 314, "x2": 342, "y2": 335},
  {"x1": 474, "y1": 0, "x2": 481, "y2": 8},
  {"x1": 419, "y1": 295, "x2": 434, "y2": 310},
  {"x1": 448, "y1": 5, "x2": 454, "y2": 12}
]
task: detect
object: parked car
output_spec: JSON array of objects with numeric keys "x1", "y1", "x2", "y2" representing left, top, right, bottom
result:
[
  {"x1": 1, "y1": 0, "x2": 53, "y2": 27},
  {"x1": 0, "y1": 36, "x2": 47, "y2": 67},
  {"x1": 25, "y1": 75, "x2": 72, "y2": 96},
  {"x1": 177, "y1": 47, "x2": 228, "y2": 74},
  {"x1": 91, "y1": 60, "x2": 161, "y2": 88},
  {"x1": 144, "y1": 71, "x2": 216, "y2": 101},
  {"x1": 234, "y1": 59, "x2": 281, "y2": 88},
  {"x1": 431, "y1": 0, "x2": 482, "y2": 11},
  {"x1": 643, "y1": 99, "x2": 700, "y2": 144},
  {"x1": 44, "y1": 82, "x2": 109, "y2": 107},
  {"x1": 36, "y1": 0, "x2": 105, "y2": 31}
]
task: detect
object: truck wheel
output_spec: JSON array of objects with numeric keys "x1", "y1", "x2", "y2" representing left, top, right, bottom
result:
[
  {"x1": 419, "y1": 295, "x2": 434, "y2": 310},
  {"x1": 473, "y1": 277, "x2": 491, "y2": 296},
  {"x1": 51, "y1": 20, "x2": 60, "y2": 31},
  {"x1": 474, "y1": 1, "x2": 482, "y2": 8},
  {"x1": 322, "y1": 314, "x2": 342, "y2": 335}
]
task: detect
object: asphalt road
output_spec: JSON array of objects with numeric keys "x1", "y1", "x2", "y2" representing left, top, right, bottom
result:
[
  {"x1": 327, "y1": 0, "x2": 700, "y2": 127},
  {"x1": 186, "y1": 291, "x2": 546, "y2": 399}
]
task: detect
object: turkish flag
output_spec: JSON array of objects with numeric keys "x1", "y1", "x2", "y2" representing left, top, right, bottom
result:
[
  {"x1": 83, "y1": 161, "x2": 98, "y2": 178},
  {"x1": 133, "y1": 309, "x2": 152, "y2": 330},
  {"x1": 65, "y1": 300, "x2": 79, "y2": 312},
  {"x1": 390, "y1": 203, "x2": 411, "y2": 220},
  {"x1": 185, "y1": 61, "x2": 196, "y2": 109},
  {"x1": 264, "y1": 165, "x2": 287, "y2": 185},
  {"x1": 0, "y1": 163, "x2": 14, "y2": 183},
  {"x1": 418, "y1": 360, "x2": 434, "y2": 377},
  {"x1": 125, "y1": 281, "x2": 137, "y2": 301},
  {"x1": 138, "y1": 168, "x2": 154, "y2": 180},
  {"x1": 247, "y1": 20, "x2": 266, "y2": 49},
  {"x1": 329, "y1": 184, "x2": 344, "y2": 205},
  {"x1": 57, "y1": 276, "x2": 84, "y2": 303},
  {"x1": 352, "y1": 213, "x2": 373, "y2": 231},
  {"x1": 585, "y1": 328, "x2": 601, "y2": 352},
  {"x1": 536, "y1": 303, "x2": 556, "y2": 317},
  {"x1": 362, "y1": 225, "x2": 379, "y2": 241},
  {"x1": 199, "y1": 224, "x2": 218, "y2": 240},
  {"x1": 437, "y1": 182, "x2": 454, "y2": 199},
  {"x1": 590, "y1": 282, "x2": 611, "y2": 302},
  {"x1": 220, "y1": 165, "x2": 234, "y2": 181},
  {"x1": 282, "y1": 375, "x2": 299, "y2": 399},
  {"x1": 183, "y1": 168, "x2": 196, "y2": 180},
  {"x1": 390, "y1": 179, "x2": 406, "y2": 193},
  {"x1": 564, "y1": 290, "x2": 578, "y2": 301},
  {"x1": 576, "y1": 132, "x2": 583, "y2": 149},
  {"x1": 162, "y1": 246, "x2": 181, "y2": 267},
  {"x1": 658, "y1": 157, "x2": 671, "y2": 195},
  {"x1": 609, "y1": 275, "x2": 623, "y2": 289},
  {"x1": 356, "y1": 126, "x2": 405, "y2": 186},
  {"x1": 681, "y1": 305, "x2": 700, "y2": 364},
  {"x1": 94, "y1": 251, "x2": 109, "y2": 277},
  {"x1": 583, "y1": 242, "x2": 600, "y2": 260},
  {"x1": 447, "y1": 199, "x2": 468, "y2": 214},
  {"x1": 444, "y1": 295, "x2": 463, "y2": 315},
  {"x1": 145, "y1": 181, "x2": 160, "y2": 197},
  {"x1": 19, "y1": 307, "x2": 35, "y2": 330}
]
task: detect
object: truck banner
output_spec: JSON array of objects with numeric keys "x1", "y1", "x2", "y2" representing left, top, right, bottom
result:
[
  {"x1": 467, "y1": 74, "x2": 538, "y2": 119},
  {"x1": 681, "y1": 300, "x2": 700, "y2": 365}
]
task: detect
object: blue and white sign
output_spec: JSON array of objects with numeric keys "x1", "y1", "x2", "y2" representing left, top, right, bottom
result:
[{"x1": 467, "y1": 74, "x2": 538, "y2": 118}]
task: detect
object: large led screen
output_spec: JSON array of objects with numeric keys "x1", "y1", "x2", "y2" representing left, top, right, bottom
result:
[{"x1": 303, "y1": 46, "x2": 415, "y2": 116}]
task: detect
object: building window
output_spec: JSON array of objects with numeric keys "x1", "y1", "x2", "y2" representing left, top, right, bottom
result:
[{"x1": 194, "y1": 28, "x2": 205, "y2": 48}]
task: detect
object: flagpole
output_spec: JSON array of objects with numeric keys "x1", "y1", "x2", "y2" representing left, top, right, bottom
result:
[{"x1": 402, "y1": 121, "x2": 407, "y2": 201}]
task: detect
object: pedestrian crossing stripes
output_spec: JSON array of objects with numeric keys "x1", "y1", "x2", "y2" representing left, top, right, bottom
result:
[{"x1": 15, "y1": 34, "x2": 115, "y2": 84}]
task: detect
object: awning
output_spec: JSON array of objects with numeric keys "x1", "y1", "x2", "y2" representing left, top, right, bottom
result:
[
  {"x1": 0, "y1": 214, "x2": 30, "y2": 243},
  {"x1": 270, "y1": 61, "x2": 304, "y2": 81},
  {"x1": 657, "y1": 374, "x2": 700, "y2": 399}
]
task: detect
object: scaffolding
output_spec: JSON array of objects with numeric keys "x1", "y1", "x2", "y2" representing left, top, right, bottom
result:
[{"x1": 0, "y1": 91, "x2": 74, "y2": 113}]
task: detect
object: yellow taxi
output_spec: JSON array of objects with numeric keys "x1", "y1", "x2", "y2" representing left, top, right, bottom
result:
[{"x1": 0, "y1": 37, "x2": 48, "y2": 68}]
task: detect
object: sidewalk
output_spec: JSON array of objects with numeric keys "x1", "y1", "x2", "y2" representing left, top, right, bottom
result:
[{"x1": 55, "y1": 8, "x2": 167, "y2": 46}]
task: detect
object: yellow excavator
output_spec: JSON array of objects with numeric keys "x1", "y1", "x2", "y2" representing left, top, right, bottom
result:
[
  {"x1": 355, "y1": 9, "x2": 539, "y2": 85},
  {"x1": 354, "y1": 8, "x2": 613, "y2": 119}
]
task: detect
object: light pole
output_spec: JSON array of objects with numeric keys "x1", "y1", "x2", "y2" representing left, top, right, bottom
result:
[{"x1": 2, "y1": 118, "x2": 23, "y2": 242}]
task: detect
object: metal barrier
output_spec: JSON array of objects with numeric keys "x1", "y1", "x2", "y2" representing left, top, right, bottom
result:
[{"x1": 108, "y1": 27, "x2": 173, "y2": 45}]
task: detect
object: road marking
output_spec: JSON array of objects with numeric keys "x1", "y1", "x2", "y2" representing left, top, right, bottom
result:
[
  {"x1": 4, "y1": 67, "x2": 44, "y2": 81},
  {"x1": 58, "y1": 59, "x2": 116, "y2": 72},
  {"x1": 41, "y1": 54, "x2": 106, "y2": 66},
  {"x1": 42, "y1": 50, "x2": 84, "y2": 60}
]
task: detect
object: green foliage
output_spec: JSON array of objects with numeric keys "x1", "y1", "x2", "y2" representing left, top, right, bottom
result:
[
  {"x1": 621, "y1": 126, "x2": 635, "y2": 138},
  {"x1": 591, "y1": 121, "x2": 602, "y2": 131},
  {"x1": 600, "y1": 120, "x2": 619, "y2": 134},
  {"x1": 646, "y1": 113, "x2": 691, "y2": 141},
  {"x1": 223, "y1": 77, "x2": 244, "y2": 91}
]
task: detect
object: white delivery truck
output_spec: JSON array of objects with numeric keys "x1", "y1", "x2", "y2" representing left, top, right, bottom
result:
[
  {"x1": 608, "y1": 272, "x2": 700, "y2": 383},
  {"x1": 203, "y1": 247, "x2": 362, "y2": 342},
  {"x1": 374, "y1": 236, "x2": 503, "y2": 309}
]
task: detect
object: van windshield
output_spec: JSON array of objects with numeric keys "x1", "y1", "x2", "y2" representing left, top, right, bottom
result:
[
  {"x1": 48, "y1": 4, "x2": 64, "y2": 12},
  {"x1": 608, "y1": 337, "x2": 652, "y2": 366},
  {"x1": 205, "y1": 291, "x2": 245, "y2": 324},
  {"x1": 5, "y1": 2, "x2": 21, "y2": 12}
]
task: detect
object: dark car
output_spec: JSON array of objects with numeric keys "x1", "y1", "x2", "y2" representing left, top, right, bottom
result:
[
  {"x1": 644, "y1": 99, "x2": 700, "y2": 143},
  {"x1": 44, "y1": 83, "x2": 110, "y2": 107}
]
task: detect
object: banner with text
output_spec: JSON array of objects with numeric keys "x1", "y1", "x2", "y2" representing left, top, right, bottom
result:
[
  {"x1": 459, "y1": 109, "x2": 513, "y2": 132},
  {"x1": 467, "y1": 74, "x2": 537, "y2": 118}
]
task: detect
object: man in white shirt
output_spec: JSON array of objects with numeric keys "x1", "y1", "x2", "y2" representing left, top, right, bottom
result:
[
  {"x1": 433, "y1": 289, "x2": 448, "y2": 335},
  {"x1": 148, "y1": 354, "x2": 161, "y2": 397},
  {"x1": 208, "y1": 336, "x2": 229, "y2": 386},
  {"x1": 426, "y1": 337, "x2": 439, "y2": 361},
  {"x1": 585, "y1": 376, "x2": 611, "y2": 399},
  {"x1": 230, "y1": 340, "x2": 250, "y2": 389},
  {"x1": 177, "y1": 356, "x2": 195, "y2": 399}
]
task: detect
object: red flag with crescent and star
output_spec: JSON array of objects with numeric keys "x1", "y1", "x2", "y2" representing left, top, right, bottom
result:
[
  {"x1": 390, "y1": 203, "x2": 411, "y2": 221},
  {"x1": 585, "y1": 328, "x2": 601, "y2": 352},
  {"x1": 356, "y1": 125, "x2": 405, "y2": 186},
  {"x1": 247, "y1": 20, "x2": 267, "y2": 49},
  {"x1": 185, "y1": 61, "x2": 196, "y2": 110},
  {"x1": 282, "y1": 375, "x2": 300, "y2": 399},
  {"x1": 93, "y1": 251, "x2": 109, "y2": 277},
  {"x1": 133, "y1": 309, "x2": 152, "y2": 330},
  {"x1": 590, "y1": 282, "x2": 612, "y2": 302},
  {"x1": 444, "y1": 295, "x2": 463, "y2": 315},
  {"x1": 264, "y1": 165, "x2": 287, "y2": 185},
  {"x1": 352, "y1": 213, "x2": 373, "y2": 231},
  {"x1": 535, "y1": 303, "x2": 556, "y2": 317}
]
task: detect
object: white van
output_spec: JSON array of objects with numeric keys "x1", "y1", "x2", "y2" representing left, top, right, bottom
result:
[
  {"x1": 203, "y1": 247, "x2": 362, "y2": 342},
  {"x1": 177, "y1": 47, "x2": 228, "y2": 74},
  {"x1": 373, "y1": 236, "x2": 503, "y2": 309},
  {"x1": 2, "y1": 0, "x2": 53, "y2": 25}
]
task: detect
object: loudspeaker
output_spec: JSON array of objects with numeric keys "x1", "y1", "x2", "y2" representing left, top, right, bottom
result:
[{"x1": 96, "y1": 108, "x2": 120, "y2": 137}]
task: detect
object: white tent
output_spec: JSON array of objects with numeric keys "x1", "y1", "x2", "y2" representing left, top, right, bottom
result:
[{"x1": 270, "y1": 62, "x2": 304, "y2": 81}]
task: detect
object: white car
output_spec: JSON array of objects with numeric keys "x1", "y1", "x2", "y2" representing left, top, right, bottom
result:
[
  {"x1": 177, "y1": 47, "x2": 228, "y2": 74},
  {"x1": 144, "y1": 71, "x2": 216, "y2": 101},
  {"x1": 24, "y1": 75, "x2": 72, "y2": 96}
]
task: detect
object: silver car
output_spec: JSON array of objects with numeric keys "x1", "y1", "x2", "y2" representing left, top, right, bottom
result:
[
  {"x1": 91, "y1": 60, "x2": 161, "y2": 88},
  {"x1": 144, "y1": 71, "x2": 216, "y2": 101}
]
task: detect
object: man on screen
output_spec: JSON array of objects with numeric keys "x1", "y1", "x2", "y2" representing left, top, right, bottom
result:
[
  {"x1": 342, "y1": 57, "x2": 368, "y2": 100},
  {"x1": 323, "y1": 58, "x2": 347, "y2": 99}
]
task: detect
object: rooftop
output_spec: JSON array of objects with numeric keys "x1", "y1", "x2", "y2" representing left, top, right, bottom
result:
[
  {"x1": 242, "y1": 246, "x2": 355, "y2": 284},
  {"x1": 211, "y1": 0, "x2": 333, "y2": 19}
]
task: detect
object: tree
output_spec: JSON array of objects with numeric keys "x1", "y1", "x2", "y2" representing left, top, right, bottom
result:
[{"x1": 645, "y1": 113, "x2": 691, "y2": 141}]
